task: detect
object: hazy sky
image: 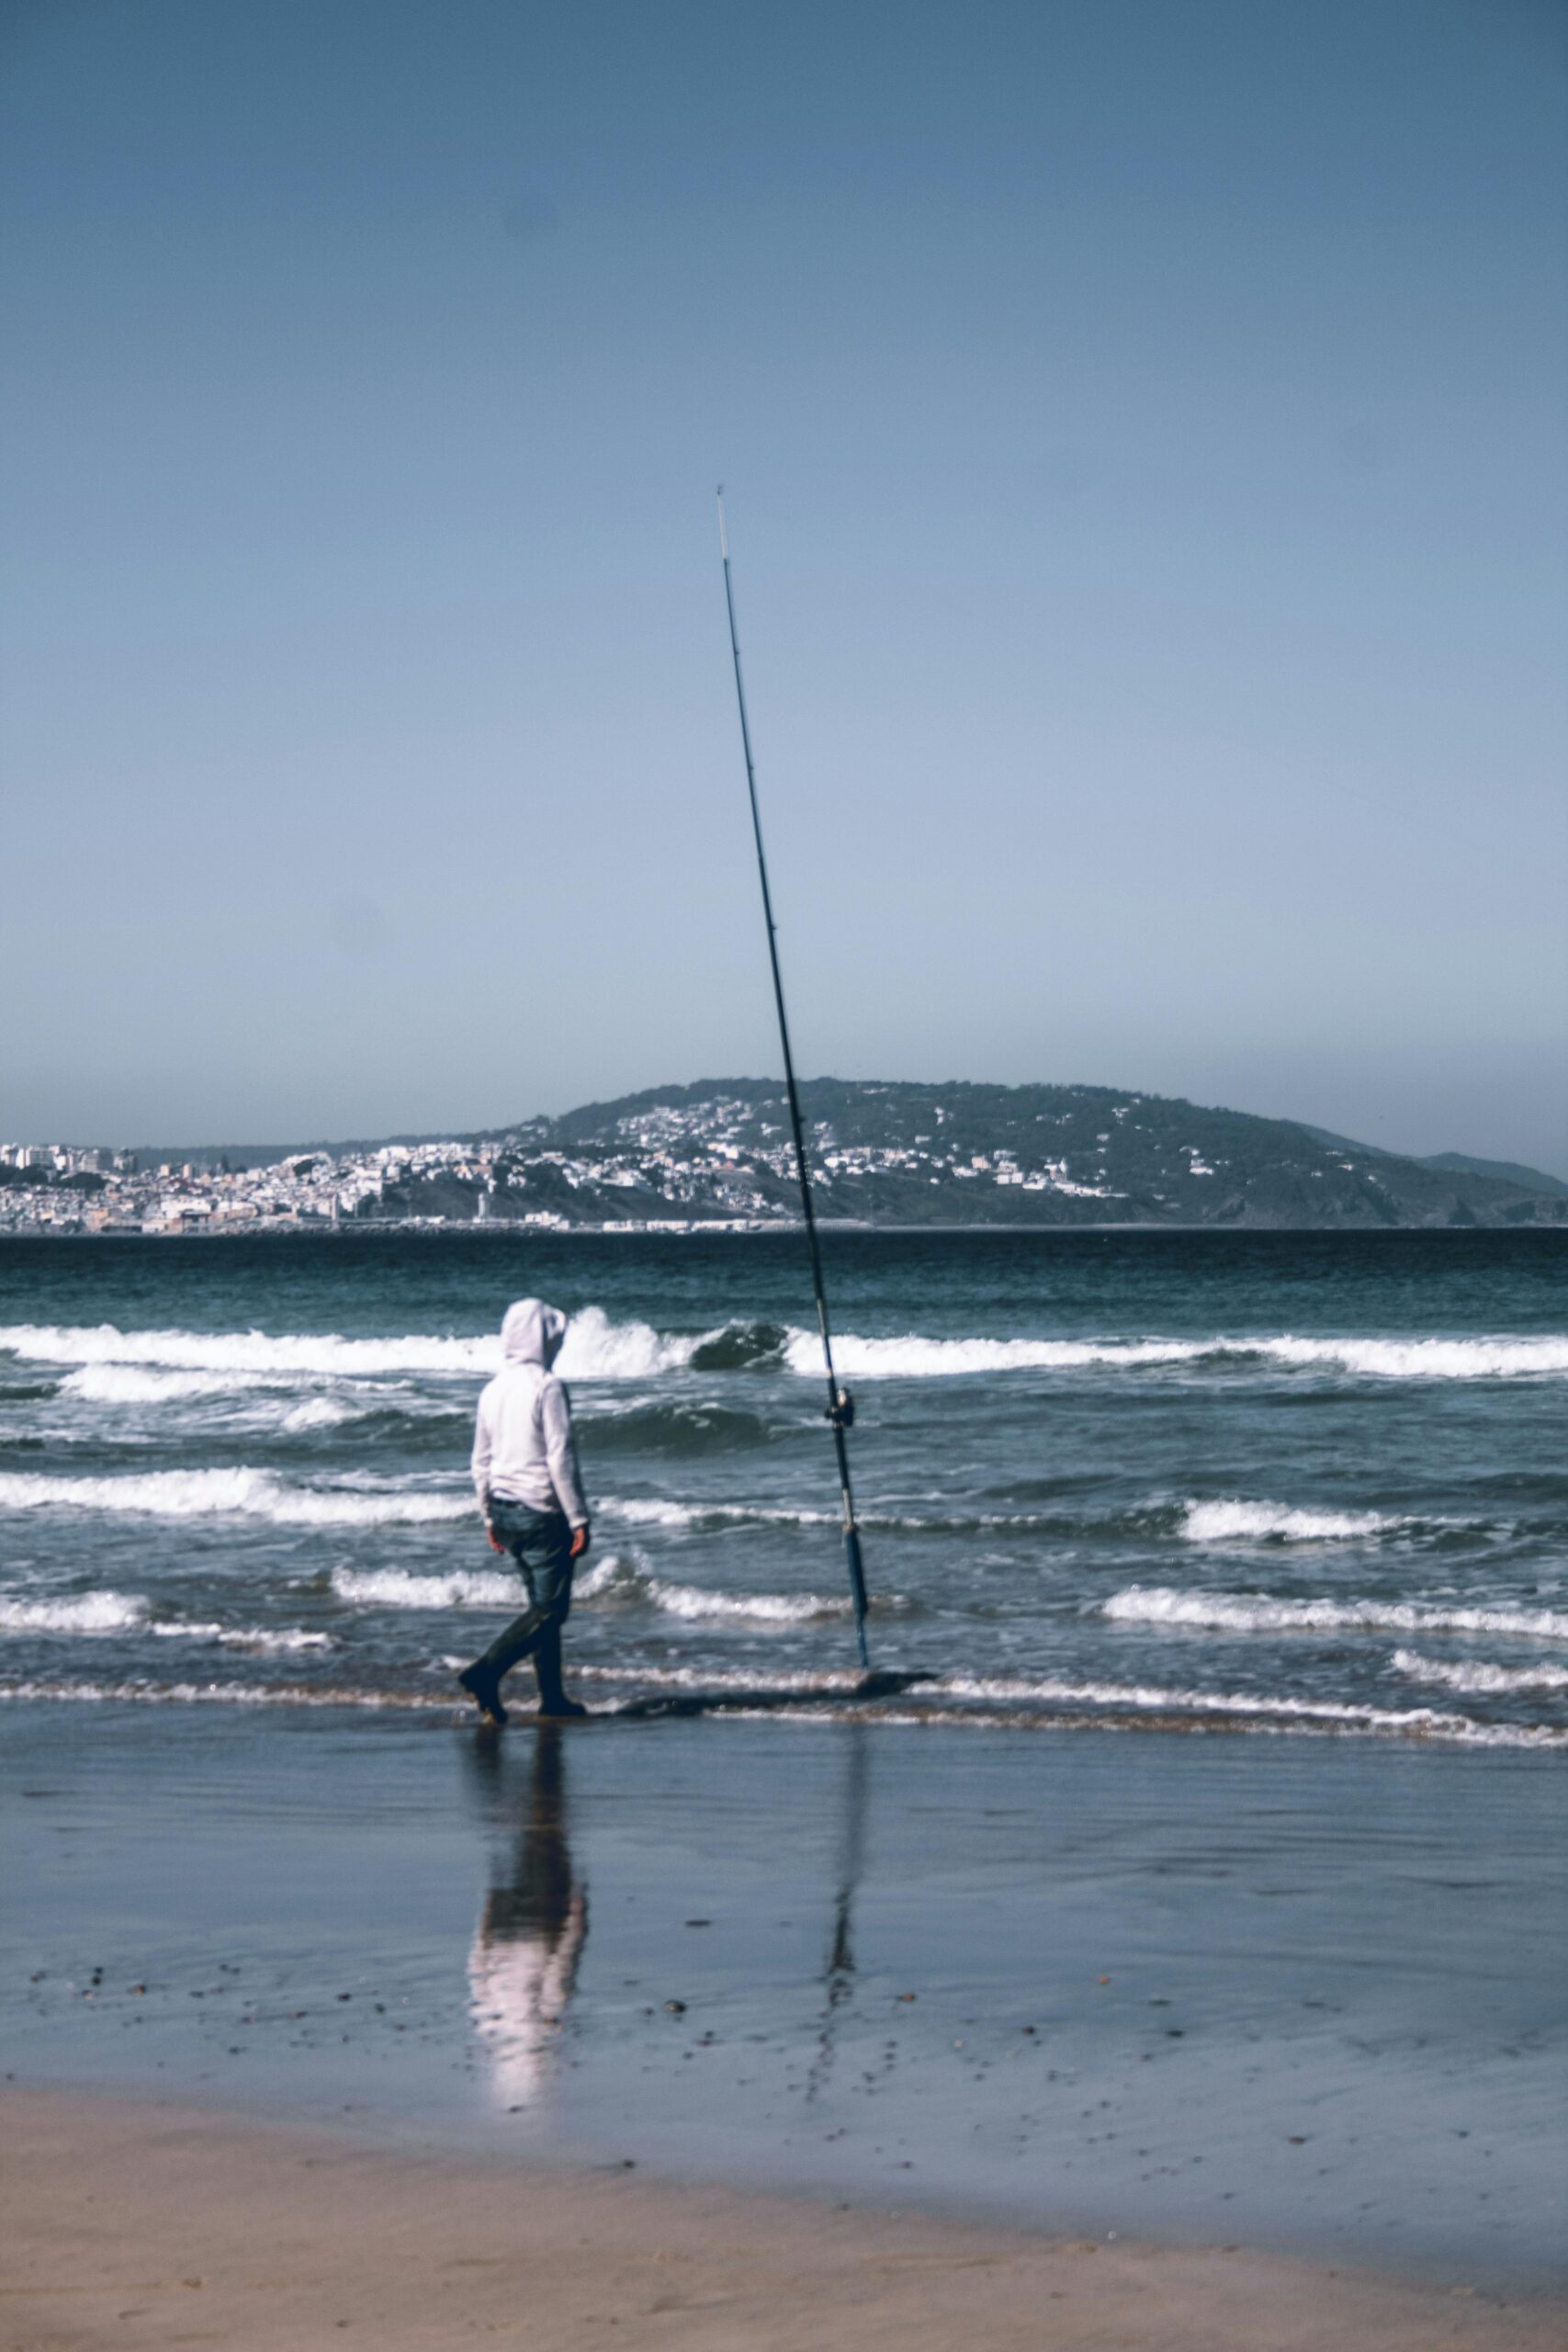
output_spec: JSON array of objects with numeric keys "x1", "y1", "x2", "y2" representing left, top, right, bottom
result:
[{"x1": 4, "y1": 0, "x2": 1565, "y2": 1169}]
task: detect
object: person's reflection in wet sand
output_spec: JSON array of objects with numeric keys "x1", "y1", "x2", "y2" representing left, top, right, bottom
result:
[{"x1": 465, "y1": 1724, "x2": 587, "y2": 2109}]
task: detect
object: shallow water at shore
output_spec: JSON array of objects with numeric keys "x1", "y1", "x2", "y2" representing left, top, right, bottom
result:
[
  {"x1": 2, "y1": 1230, "x2": 1566, "y2": 1748},
  {"x1": 5, "y1": 1702, "x2": 1563, "y2": 2287}
]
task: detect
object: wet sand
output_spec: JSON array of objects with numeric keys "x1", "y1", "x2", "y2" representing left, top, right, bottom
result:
[
  {"x1": 5, "y1": 2086, "x2": 1562, "y2": 2352},
  {"x1": 3, "y1": 1697, "x2": 1564, "y2": 2335}
]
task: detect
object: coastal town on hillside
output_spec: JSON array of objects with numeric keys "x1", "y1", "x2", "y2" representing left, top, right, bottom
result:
[
  {"x1": 0, "y1": 1097, "x2": 1122, "y2": 1236},
  {"x1": 2, "y1": 1079, "x2": 1562, "y2": 1234}
]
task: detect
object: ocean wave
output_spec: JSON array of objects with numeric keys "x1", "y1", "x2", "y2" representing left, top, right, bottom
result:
[
  {"x1": 0, "y1": 1589, "x2": 148, "y2": 1635},
  {"x1": 795, "y1": 1334, "x2": 1213, "y2": 1378},
  {"x1": 1391, "y1": 1649, "x2": 1568, "y2": 1696},
  {"x1": 3, "y1": 1672, "x2": 1559, "y2": 1748},
  {"x1": 0, "y1": 1678, "x2": 456, "y2": 1713},
  {"x1": 932, "y1": 1669, "x2": 1517, "y2": 1735},
  {"x1": 330, "y1": 1553, "x2": 859, "y2": 1625},
  {"x1": 687, "y1": 1319, "x2": 790, "y2": 1371},
  {"x1": 279, "y1": 1396, "x2": 365, "y2": 1432},
  {"x1": 1248, "y1": 1336, "x2": 1568, "y2": 1381},
  {"x1": 578, "y1": 1659, "x2": 1485, "y2": 1728},
  {"x1": 0, "y1": 1306, "x2": 693, "y2": 1386},
  {"x1": 11, "y1": 1318, "x2": 1566, "y2": 1396},
  {"x1": 603, "y1": 1496, "x2": 837, "y2": 1531},
  {"x1": 332, "y1": 1566, "x2": 517, "y2": 1609},
  {"x1": 572, "y1": 1553, "x2": 860, "y2": 1621},
  {"x1": 583, "y1": 1400, "x2": 772, "y2": 1455},
  {"x1": 1179, "y1": 1499, "x2": 1405, "y2": 1544},
  {"x1": 787, "y1": 1331, "x2": 1568, "y2": 1381},
  {"x1": 58, "y1": 1363, "x2": 443, "y2": 1436},
  {"x1": 0, "y1": 1466, "x2": 471, "y2": 1527},
  {"x1": 61, "y1": 1363, "x2": 279, "y2": 1403},
  {"x1": 1101, "y1": 1586, "x2": 1568, "y2": 1641},
  {"x1": 149, "y1": 1622, "x2": 335, "y2": 1655}
]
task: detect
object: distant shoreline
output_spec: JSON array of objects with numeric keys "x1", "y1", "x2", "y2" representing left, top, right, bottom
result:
[{"x1": 6, "y1": 1218, "x2": 1567, "y2": 1242}]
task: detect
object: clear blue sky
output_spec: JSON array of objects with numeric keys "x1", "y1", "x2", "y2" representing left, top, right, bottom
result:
[{"x1": 3, "y1": 0, "x2": 1564, "y2": 1169}]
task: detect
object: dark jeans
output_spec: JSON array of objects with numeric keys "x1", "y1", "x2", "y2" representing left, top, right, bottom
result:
[{"x1": 477, "y1": 1499, "x2": 575, "y2": 1704}]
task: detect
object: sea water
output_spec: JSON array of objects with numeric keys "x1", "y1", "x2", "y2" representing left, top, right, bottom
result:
[{"x1": 2, "y1": 1228, "x2": 1564, "y2": 1747}]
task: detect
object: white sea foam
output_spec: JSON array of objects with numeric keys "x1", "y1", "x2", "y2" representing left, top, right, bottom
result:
[
  {"x1": 332, "y1": 1566, "x2": 517, "y2": 1609},
  {"x1": 646, "y1": 1581, "x2": 849, "y2": 1623},
  {"x1": 1248, "y1": 1335, "x2": 1568, "y2": 1381},
  {"x1": 222, "y1": 1626, "x2": 333, "y2": 1654},
  {"x1": 329, "y1": 1553, "x2": 854, "y2": 1625},
  {"x1": 1102, "y1": 1586, "x2": 1568, "y2": 1641},
  {"x1": 61, "y1": 1363, "x2": 278, "y2": 1403},
  {"x1": 16, "y1": 1317, "x2": 1564, "y2": 1395},
  {"x1": 933, "y1": 1669, "x2": 1494, "y2": 1735},
  {"x1": 576, "y1": 1553, "x2": 853, "y2": 1622},
  {"x1": 2, "y1": 1671, "x2": 1559, "y2": 1747},
  {"x1": 0, "y1": 1679, "x2": 456, "y2": 1713},
  {"x1": 0, "y1": 1466, "x2": 470, "y2": 1527},
  {"x1": 795, "y1": 1333, "x2": 1213, "y2": 1378},
  {"x1": 787, "y1": 1330, "x2": 1568, "y2": 1381},
  {"x1": 279, "y1": 1397, "x2": 362, "y2": 1431},
  {"x1": 0, "y1": 1589, "x2": 148, "y2": 1635},
  {"x1": 1391, "y1": 1649, "x2": 1568, "y2": 1696},
  {"x1": 603, "y1": 1496, "x2": 836, "y2": 1530},
  {"x1": 149, "y1": 1622, "x2": 334, "y2": 1654},
  {"x1": 0, "y1": 1306, "x2": 693, "y2": 1387},
  {"x1": 1179, "y1": 1499, "x2": 1403, "y2": 1544}
]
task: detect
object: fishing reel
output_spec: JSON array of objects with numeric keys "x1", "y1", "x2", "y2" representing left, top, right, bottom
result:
[{"x1": 826, "y1": 1386, "x2": 856, "y2": 1430}]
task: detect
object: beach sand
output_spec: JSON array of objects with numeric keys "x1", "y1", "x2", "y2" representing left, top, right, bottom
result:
[
  {"x1": 4, "y1": 1700, "x2": 1564, "y2": 2346},
  {"x1": 5, "y1": 2086, "x2": 1562, "y2": 2352}
]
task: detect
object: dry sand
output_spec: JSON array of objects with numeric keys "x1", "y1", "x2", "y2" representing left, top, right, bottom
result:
[{"x1": 3, "y1": 2088, "x2": 1562, "y2": 2352}]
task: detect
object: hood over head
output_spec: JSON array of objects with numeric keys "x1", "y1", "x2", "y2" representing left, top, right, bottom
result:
[{"x1": 500, "y1": 1297, "x2": 568, "y2": 1370}]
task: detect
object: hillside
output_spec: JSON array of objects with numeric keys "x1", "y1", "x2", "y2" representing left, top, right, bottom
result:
[{"x1": 361, "y1": 1078, "x2": 1565, "y2": 1230}]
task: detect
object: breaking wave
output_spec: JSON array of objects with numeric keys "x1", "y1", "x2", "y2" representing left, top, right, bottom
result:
[
  {"x1": 0, "y1": 1589, "x2": 148, "y2": 1635},
  {"x1": 604, "y1": 1496, "x2": 837, "y2": 1531},
  {"x1": 332, "y1": 1566, "x2": 517, "y2": 1609},
  {"x1": 788, "y1": 1331, "x2": 1568, "y2": 1381},
  {"x1": 2, "y1": 1669, "x2": 1557, "y2": 1748},
  {"x1": 1391, "y1": 1649, "x2": 1568, "y2": 1696},
  {"x1": 1101, "y1": 1587, "x2": 1568, "y2": 1641},
  {"x1": 61, "y1": 1363, "x2": 278, "y2": 1403},
  {"x1": 331, "y1": 1553, "x2": 858, "y2": 1625},
  {"x1": 797, "y1": 1334, "x2": 1213, "y2": 1378},
  {"x1": 0, "y1": 1306, "x2": 693, "y2": 1386},
  {"x1": 0, "y1": 1466, "x2": 471, "y2": 1527},
  {"x1": 688, "y1": 1319, "x2": 790, "y2": 1372},
  {"x1": 12, "y1": 1317, "x2": 1565, "y2": 1398},
  {"x1": 1179, "y1": 1499, "x2": 1405, "y2": 1544}
]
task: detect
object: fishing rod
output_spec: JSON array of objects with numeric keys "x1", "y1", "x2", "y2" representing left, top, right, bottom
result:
[{"x1": 716, "y1": 489, "x2": 871, "y2": 1671}]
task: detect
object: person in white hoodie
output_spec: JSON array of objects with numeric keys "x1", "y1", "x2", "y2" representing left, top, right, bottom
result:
[{"x1": 459, "y1": 1297, "x2": 592, "y2": 1724}]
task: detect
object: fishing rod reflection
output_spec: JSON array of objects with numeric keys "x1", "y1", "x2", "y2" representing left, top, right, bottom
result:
[
  {"x1": 464, "y1": 1724, "x2": 588, "y2": 2109},
  {"x1": 807, "y1": 1724, "x2": 869, "y2": 2103}
]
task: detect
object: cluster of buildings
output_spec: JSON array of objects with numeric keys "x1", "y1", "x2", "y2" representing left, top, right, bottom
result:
[
  {"x1": 0, "y1": 1136, "x2": 509, "y2": 1235},
  {"x1": 0, "y1": 1095, "x2": 1133, "y2": 1236}
]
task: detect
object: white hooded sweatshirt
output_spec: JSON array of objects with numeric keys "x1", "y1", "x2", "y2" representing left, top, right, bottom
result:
[{"x1": 470, "y1": 1298, "x2": 589, "y2": 1528}]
